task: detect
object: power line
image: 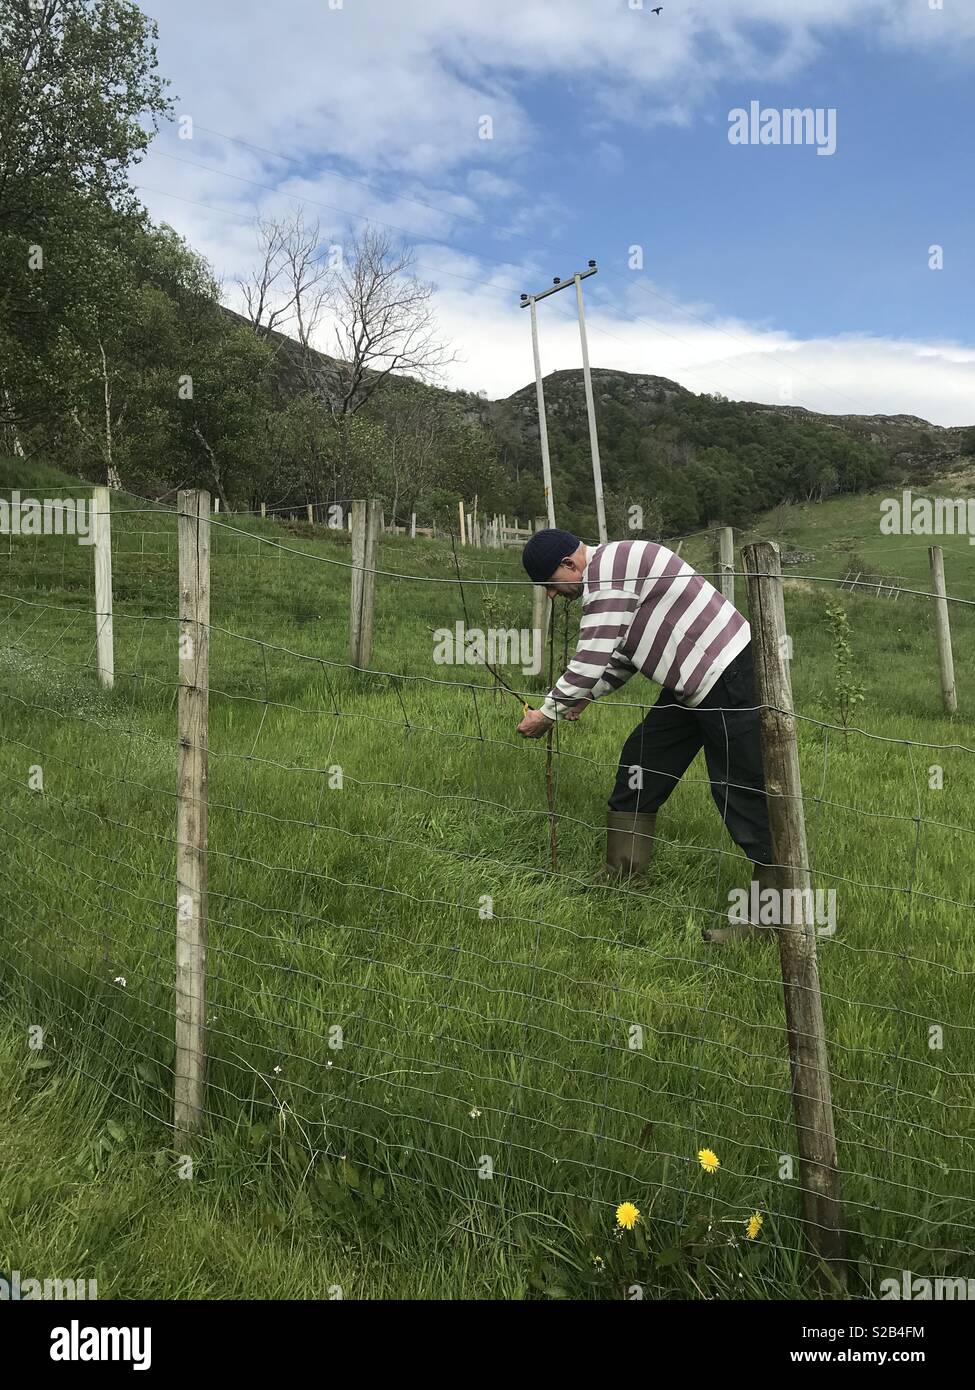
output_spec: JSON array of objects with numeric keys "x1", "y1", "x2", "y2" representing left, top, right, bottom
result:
[{"x1": 140, "y1": 158, "x2": 883, "y2": 414}]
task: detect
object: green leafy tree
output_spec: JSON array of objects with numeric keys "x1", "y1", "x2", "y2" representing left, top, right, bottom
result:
[{"x1": 0, "y1": 0, "x2": 172, "y2": 456}]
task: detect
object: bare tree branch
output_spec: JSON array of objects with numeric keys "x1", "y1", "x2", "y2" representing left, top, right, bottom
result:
[
  {"x1": 236, "y1": 217, "x2": 297, "y2": 341},
  {"x1": 329, "y1": 228, "x2": 455, "y2": 418}
]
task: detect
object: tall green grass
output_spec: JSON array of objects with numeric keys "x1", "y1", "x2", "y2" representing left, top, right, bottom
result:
[{"x1": 2, "y1": 475, "x2": 974, "y2": 1299}]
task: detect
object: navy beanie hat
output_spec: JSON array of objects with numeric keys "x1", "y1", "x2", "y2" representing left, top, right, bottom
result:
[{"x1": 521, "y1": 528, "x2": 581, "y2": 583}]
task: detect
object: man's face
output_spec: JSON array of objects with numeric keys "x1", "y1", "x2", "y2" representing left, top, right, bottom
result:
[{"x1": 545, "y1": 553, "x2": 585, "y2": 600}]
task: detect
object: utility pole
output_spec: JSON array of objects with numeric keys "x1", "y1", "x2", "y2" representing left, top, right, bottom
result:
[
  {"x1": 525, "y1": 294, "x2": 557, "y2": 527},
  {"x1": 521, "y1": 261, "x2": 605, "y2": 541},
  {"x1": 574, "y1": 268, "x2": 607, "y2": 543}
]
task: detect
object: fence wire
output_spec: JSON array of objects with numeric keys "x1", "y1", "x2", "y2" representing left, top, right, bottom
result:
[{"x1": 1, "y1": 489, "x2": 974, "y2": 1289}]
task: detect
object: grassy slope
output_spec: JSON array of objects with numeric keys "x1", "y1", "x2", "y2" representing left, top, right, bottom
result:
[{"x1": 1, "y1": 470, "x2": 974, "y2": 1299}]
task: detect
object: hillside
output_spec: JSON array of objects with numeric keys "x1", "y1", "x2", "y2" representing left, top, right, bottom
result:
[
  {"x1": 492, "y1": 366, "x2": 973, "y2": 506},
  {"x1": 235, "y1": 299, "x2": 974, "y2": 473},
  {"x1": 227, "y1": 301, "x2": 974, "y2": 533},
  {"x1": 745, "y1": 399, "x2": 974, "y2": 475}
]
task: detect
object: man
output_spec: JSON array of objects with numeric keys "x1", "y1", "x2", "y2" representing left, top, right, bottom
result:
[{"x1": 517, "y1": 528, "x2": 775, "y2": 944}]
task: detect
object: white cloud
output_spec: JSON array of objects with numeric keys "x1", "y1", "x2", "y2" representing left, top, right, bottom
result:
[
  {"x1": 143, "y1": 0, "x2": 973, "y2": 182},
  {"x1": 466, "y1": 170, "x2": 520, "y2": 200},
  {"x1": 137, "y1": 180, "x2": 975, "y2": 425},
  {"x1": 427, "y1": 272, "x2": 975, "y2": 425},
  {"x1": 132, "y1": 0, "x2": 975, "y2": 427}
]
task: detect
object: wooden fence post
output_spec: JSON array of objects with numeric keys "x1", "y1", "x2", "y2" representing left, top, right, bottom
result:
[
  {"x1": 929, "y1": 545, "x2": 957, "y2": 714},
  {"x1": 92, "y1": 486, "x2": 114, "y2": 690},
  {"x1": 175, "y1": 489, "x2": 210, "y2": 1145},
  {"x1": 718, "y1": 526, "x2": 735, "y2": 605},
  {"x1": 349, "y1": 498, "x2": 380, "y2": 668},
  {"x1": 742, "y1": 540, "x2": 845, "y2": 1284},
  {"x1": 260, "y1": 501, "x2": 266, "y2": 519}
]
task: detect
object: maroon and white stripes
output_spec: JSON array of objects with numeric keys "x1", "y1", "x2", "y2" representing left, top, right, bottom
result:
[{"x1": 540, "y1": 540, "x2": 749, "y2": 718}]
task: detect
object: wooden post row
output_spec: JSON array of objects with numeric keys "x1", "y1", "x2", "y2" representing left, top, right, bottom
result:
[
  {"x1": 175, "y1": 489, "x2": 210, "y2": 1145},
  {"x1": 742, "y1": 540, "x2": 845, "y2": 1285}
]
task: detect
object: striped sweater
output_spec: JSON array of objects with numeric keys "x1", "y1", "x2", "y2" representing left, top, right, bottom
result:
[{"x1": 540, "y1": 540, "x2": 750, "y2": 719}]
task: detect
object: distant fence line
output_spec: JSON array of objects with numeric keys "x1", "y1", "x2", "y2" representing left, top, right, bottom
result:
[
  {"x1": 81, "y1": 499, "x2": 966, "y2": 713},
  {"x1": 208, "y1": 494, "x2": 544, "y2": 549}
]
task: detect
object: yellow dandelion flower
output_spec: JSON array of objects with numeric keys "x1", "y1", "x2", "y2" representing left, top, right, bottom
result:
[
  {"x1": 698, "y1": 1148, "x2": 720, "y2": 1174},
  {"x1": 616, "y1": 1201, "x2": 640, "y2": 1230},
  {"x1": 746, "y1": 1211, "x2": 764, "y2": 1240}
]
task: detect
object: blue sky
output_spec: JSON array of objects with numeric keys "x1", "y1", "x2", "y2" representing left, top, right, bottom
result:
[
  {"x1": 540, "y1": 39, "x2": 973, "y2": 343},
  {"x1": 137, "y1": 0, "x2": 975, "y2": 423}
]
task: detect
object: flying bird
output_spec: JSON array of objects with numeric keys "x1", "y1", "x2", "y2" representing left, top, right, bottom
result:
[{"x1": 651, "y1": 5, "x2": 663, "y2": 12}]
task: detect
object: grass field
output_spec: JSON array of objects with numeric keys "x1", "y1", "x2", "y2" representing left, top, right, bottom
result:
[{"x1": 2, "y1": 463, "x2": 974, "y2": 1300}]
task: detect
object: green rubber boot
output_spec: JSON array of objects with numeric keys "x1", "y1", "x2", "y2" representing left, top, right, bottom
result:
[{"x1": 604, "y1": 812, "x2": 657, "y2": 880}]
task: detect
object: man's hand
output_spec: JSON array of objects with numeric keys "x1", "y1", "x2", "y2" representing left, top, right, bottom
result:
[
  {"x1": 517, "y1": 707, "x2": 555, "y2": 739},
  {"x1": 563, "y1": 698, "x2": 591, "y2": 722}
]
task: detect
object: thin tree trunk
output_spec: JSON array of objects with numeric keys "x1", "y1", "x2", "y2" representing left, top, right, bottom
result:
[
  {"x1": 98, "y1": 342, "x2": 121, "y2": 489},
  {"x1": 193, "y1": 426, "x2": 229, "y2": 511}
]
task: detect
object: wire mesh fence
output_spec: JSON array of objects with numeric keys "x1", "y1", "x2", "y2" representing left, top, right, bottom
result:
[{"x1": 2, "y1": 485, "x2": 974, "y2": 1295}]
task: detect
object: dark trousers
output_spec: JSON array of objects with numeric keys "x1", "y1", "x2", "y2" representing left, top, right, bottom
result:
[{"x1": 607, "y1": 643, "x2": 772, "y2": 866}]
